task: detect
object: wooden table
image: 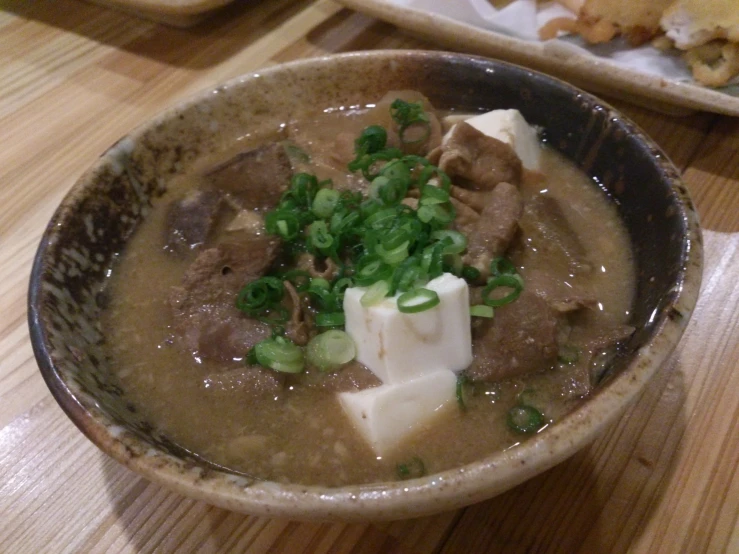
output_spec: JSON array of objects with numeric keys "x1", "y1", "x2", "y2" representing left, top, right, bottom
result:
[{"x1": 2, "y1": 1, "x2": 738, "y2": 552}]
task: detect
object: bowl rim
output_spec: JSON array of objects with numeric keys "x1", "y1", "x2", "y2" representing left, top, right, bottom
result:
[{"x1": 28, "y1": 49, "x2": 703, "y2": 521}]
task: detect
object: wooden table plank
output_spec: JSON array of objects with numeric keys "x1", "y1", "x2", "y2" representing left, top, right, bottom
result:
[{"x1": 2, "y1": 0, "x2": 738, "y2": 552}]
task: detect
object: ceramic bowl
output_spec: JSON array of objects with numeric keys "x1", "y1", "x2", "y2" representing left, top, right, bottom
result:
[{"x1": 28, "y1": 50, "x2": 702, "y2": 521}]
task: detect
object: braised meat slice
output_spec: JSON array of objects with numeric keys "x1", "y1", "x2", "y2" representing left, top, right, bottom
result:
[
  {"x1": 165, "y1": 189, "x2": 224, "y2": 254},
  {"x1": 461, "y1": 182, "x2": 523, "y2": 279},
  {"x1": 524, "y1": 270, "x2": 597, "y2": 314},
  {"x1": 519, "y1": 195, "x2": 592, "y2": 274},
  {"x1": 169, "y1": 236, "x2": 280, "y2": 362},
  {"x1": 449, "y1": 185, "x2": 488, "y2": 213},
  {"x1": 437, "y1": 121, "x2": 522, "y2": 190},
  {"x1": 205, "y1": 142, "x2": 293, "y2": 210},
  {"x1": 466, "y1": 290, "x2": 560, "y2": 382}
]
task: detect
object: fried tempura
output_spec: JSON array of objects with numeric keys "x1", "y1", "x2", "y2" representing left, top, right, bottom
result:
[
  {"x1": 549, "y1": 0, "x2": 675, "y2": 45},
  {"x1": 544, "y1": 0, "x2": 739, "y2": 86}
]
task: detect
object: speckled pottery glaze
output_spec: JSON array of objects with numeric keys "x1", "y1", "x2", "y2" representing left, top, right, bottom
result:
[{"x1": 28, "y1": 50, "x2": 702, "y2": 521}]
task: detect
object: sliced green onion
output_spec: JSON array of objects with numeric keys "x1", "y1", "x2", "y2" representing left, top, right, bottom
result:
[
  {"x1": 418, "y1": 165, "x2": 451, "y2": 190},
  {"x1": 470, "y1": 304, "x2": 494, "y2": 318},
  {"x1": 354, "y1": 255, "x2": 393, "y2": 286},
  {"x1": 253, "y1": 336, "x2": 304, "y2": 373},
  {"x1": 354, "y1": 125, "x2": 387, "y2": 155},
  {"x1": 309, "y1": 277, "x2": 330, "y2": 291},
  {"x1": 461, "y1": 265, "x2": 481, "y2": 282},
  {"x1": 364, "y1": 207, "x2": 398, "y2": 230},
  {"x1": 490, "y1": 257, "x2": 517, "y2": 277},
  {"x1": 309, "y1": 220, "x2": 333, "y2": 250},
  {"x1": 382, "y1": 228, "x2": 412, "y2": 250},
  {"x1": 420, "y1": 184, "x2": 449, "y2": 206},
  {"x1": 288, "y1": 173, "x2": 320, "y2": 208},
  {"x1": 397, "y1": 287, "x2": 440, "y2": 313},
  {"x1": 420, "y1": 243, "x2": 444, "y2": 280},
  {"x1": 312, "y1": 188, "x2": 341, "y2": 219},
  {"x1": 306, "y1": 330, "x2": 356, "y2": 372},
  {"x1": 375, "y1": 240, "x2": 410, "y2": 266},
  {"x1": 378, "y1": 177, "x2": 408, "y2": 206},
  {"x1": 331, "y1": 209, "x2": 361, "y2": 237},
  {"x1": 396, "y1": 456, "x2": 426, "y2": 480},
  {"x1": 380, "y1": 158, "x2": 411, "y2": 182},
  {"x1": 391, "y1": 259, "x2": 428, "y2": 294},
  {"x1": 265, "y1": 211, "x2": 301, "y2": 241},
  {"x1": 482, "y1": 274, "x2": 524, "y2": 308},
  {"x1": 432, "y1": 230, "x2": 467, "y2": 255},
  {"x1": 456, "y1": 374, "x2": 473, "y2": 411},
  {"x1": 332, "y1": 277, "x2": 353, "y2": 301},
  {"x1": 307, "y1": 285, "x2": 340, "y2": 313},
  {"x1": 356, "y1": 149, "x2": 405, "y2": 181},
  {"x1": 315, "y1": 312, "x2": 346, "y2": 327},
  {"x1": 506, "y1": 405, "x2": 545, "y2": 434},
  {"x1": 236, "y1": 277, "x2": 284, "y2": 315},
  {"x1": 417, "y1": 203, "x2": 455, "y2": 228},
  {"x1": 361, "y1": 280, "x2": 390, "y2": 307}
]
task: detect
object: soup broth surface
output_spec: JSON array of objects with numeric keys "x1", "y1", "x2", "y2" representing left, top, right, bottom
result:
[{"x1": 103, "y1": 103, "x2": 635, "y2": 486}]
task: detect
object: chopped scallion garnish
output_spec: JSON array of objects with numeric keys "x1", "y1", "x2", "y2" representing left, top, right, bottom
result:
[
  {"x1": 397, "y1": 288, "x2": 440, "y2": 314},
  {"x1": 312, "y1": 188, "x2": 341, "y2": 219},
  {"x1": 252, "y1": 336, "x2": 305, "y2": 374},
  {"x1": 470, "y1": 304, "x2": 494, "y2": 318},
  {"x1": 506, "y1": 405, "x2": 545, "y2": 434},
  {"x1": 306, "y1": 330, "x2": 356, "y2": 372},
  {"x1": 240, "y1": 98, "x2": 525, "y2": 344},
  {"x1": 236, "y1": 277, "x2": 285, "y2": 318},
  {"x1": 482, "y1": 274, "x2": 524, "y2": 308},
  {"x1": 315, "y1": 312, "x2": 346, "y2": 327},
  {"x1": 456, "y1": 374, "x2": 473, "y2": 410},
  {"x1": 396, "y1": 456, "x2": 426, "y2": 480},
  {"x1": 360, "y1": 280, "x2": 390, "y2": 307}
]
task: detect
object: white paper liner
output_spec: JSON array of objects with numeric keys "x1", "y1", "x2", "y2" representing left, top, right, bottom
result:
[{"x1": 396, "y1": 0, "x2": 738, "y2": 91}]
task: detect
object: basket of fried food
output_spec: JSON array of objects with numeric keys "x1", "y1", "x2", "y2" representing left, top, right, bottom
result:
[{"x1": 539, "y1": 0, "x2": 739, "y2": 87}]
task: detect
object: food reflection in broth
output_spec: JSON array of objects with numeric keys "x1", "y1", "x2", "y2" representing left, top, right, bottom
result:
[{"x1": 103, "y1": 92, "x2": 635, "y2": 486}]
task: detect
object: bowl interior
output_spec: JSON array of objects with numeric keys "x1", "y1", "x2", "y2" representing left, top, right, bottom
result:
[{"x1": 28, "y1": 50, "x2": 701, "y2": 521}]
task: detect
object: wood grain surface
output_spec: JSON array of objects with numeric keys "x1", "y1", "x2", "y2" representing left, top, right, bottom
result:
[{"x1": 1, "y1": 1, "x2": 738, "y2": 552}]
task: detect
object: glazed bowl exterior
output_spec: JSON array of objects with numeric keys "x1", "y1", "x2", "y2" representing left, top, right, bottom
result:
[{"x1": 28, "y1": 50, "x2": 702, "y2": 521}]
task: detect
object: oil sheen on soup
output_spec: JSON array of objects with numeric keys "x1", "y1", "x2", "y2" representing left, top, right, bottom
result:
[{"x1": 103, "y1": 92, "x2": 636, "y2": 487}]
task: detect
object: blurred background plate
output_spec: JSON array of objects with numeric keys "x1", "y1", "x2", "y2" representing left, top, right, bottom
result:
[
  {"x1": 337, "y1": 0, "x2": 739, "y2": 116},
  {"x1": 87, "y1": 0, "x2": 236, "y2": 26}
]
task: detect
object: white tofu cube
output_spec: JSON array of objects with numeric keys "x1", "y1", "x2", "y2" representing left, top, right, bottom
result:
[
  {"x1": 338, "y1": 370, "x2": 457, "y2": 456},
  {"x1": 343, "y1": 273, "x2": 472, "y2": 385},
  {"x1": 464, "y1": 109, "x2": 541, "y2": 171}
]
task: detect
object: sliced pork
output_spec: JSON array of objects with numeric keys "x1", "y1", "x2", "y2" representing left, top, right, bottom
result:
[
  {"x1": 165, "y1": 189, "x2": 224, "y2": 254},
  {"x1": 169, "y1": 236, "x2": 280, "y2": 362},
  {"x1": 437, "y1": 121, "x2": 522, "y2": 190},
  {"x1": 466, "y1": 291, "x2": 560, "y2": 382},
  {"x1": 205, "y1": 142, "x2": 293, "y2": 210}
]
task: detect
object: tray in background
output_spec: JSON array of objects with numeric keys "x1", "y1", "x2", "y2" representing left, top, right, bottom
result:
[{"x1": 337, "y1": 0, "x2": 739, "y2": 117}]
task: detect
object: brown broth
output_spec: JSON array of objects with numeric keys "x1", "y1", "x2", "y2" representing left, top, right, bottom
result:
[{"x1": 102, "y1": 110, "x2": 635, "y2": 487}]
